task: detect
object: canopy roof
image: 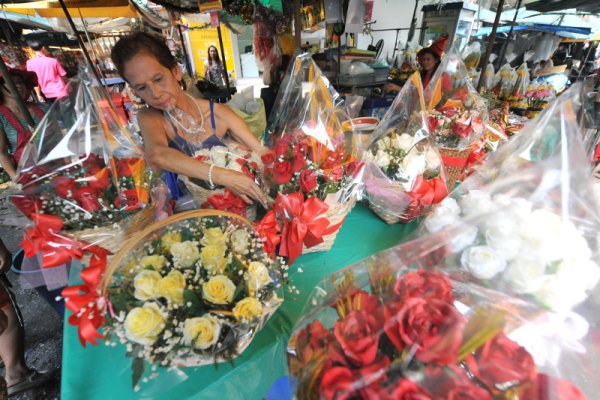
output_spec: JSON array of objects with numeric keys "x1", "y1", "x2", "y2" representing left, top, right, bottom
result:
[
  {"x1": 1, "y1": 0, "x2": 138, "y2": 18},
  {"x1": 523, "y1": 0, "x2": 600, "y2": 14}
]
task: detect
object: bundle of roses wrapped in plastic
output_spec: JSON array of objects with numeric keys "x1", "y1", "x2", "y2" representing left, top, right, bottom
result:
[
  {"x1": 261, "y1": 54, "x2": 364, "y2": 263},
  {"x1": 420, "y1": 83, "x2": 600, "y2": 314},
  {"x1": 424, "y1": 50, "x2": 487, "y2": 190},
  {"x1": 288, "y1": 254, "x2": 594, "y2": 399},
  {"x1": 362, "y1": 73, "x2": 447, "y2": 224},
  {"x1": 100, "y1": 210, "x2": 288, "y2": 388}
]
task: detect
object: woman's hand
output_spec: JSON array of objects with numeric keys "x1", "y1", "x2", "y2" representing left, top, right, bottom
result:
[{"x1": 213, "y1": 168, "x2": 269, "y2": 207}]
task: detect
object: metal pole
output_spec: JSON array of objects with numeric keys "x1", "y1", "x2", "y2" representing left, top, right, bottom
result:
[
  {"x1": 216, "y1": 25, "x2": 231, "y2": 100},
  {"x1": 477, "y1": 0, "x2": 506, "y2": 91},
  {"x1": 0, "y1": 56, "x2": 34, "y2": 126},
  {"x1": 176, "y1": 25, "x2": 193, "y2": 80},
  {"x1": 497, "y1": 0, "x2": 523, "y2": 67},
  {"x1": 294, "y1": 0, "x2": 301, "y2": 51},
  {"x1": 577, "y1": 43, "x2": 595, "y2": 80},
  {"x1": 56, "y1": 0, "x2": 103, "y2": 86}
]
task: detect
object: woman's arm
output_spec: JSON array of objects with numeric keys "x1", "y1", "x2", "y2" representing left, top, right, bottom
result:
[
  {"x1": 0, "y1": 127, "x2": 16, "y2": 179},
  {"x1": 138, "y1": 108, "x2": 268, "y2": 205},
  {"x1": 213, "y1": 103, "x2": 269, "y2": 156}
]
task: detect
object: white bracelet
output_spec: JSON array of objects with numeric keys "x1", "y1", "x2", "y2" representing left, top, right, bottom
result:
[{"x1": 208, "y1": 164, "x2": 215, "y2": 188}]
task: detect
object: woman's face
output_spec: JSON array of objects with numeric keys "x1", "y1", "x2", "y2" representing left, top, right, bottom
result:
[
  {"x1": 123, "y1": 52, "x2": 183, "y2": 110},
  {"x1": 209, "y1": 47, "x2": 217, "y2": 59},
  {"x1": 421, "y1": 53, "x2": 438, "y2": 72}
]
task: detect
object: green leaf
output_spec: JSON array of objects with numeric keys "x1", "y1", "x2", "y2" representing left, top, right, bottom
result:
[
  {"x1": 233, "y1": 279, "x2": 247, "y2": 302},
  {"x1": 132, "y1": 357, "x2": 145, "y2": 389},
  {"x1": 183, "y1": 289, "x2": 206, "y2": 316},
  {"x1": 227, "y1": 254, "x2": 246, "y2": 277}
]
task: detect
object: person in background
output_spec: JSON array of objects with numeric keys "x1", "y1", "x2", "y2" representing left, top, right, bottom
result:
[
  {"x1": 0, "y1": 238, "x2": 53, "y2": 396},
  {"x1": 204, "y1": 45, "x2": 226, "y2": 87},
  {"x1": 417, "y1": 34, "x2": 450, "y2": 89},
  {"x1": 25, "y1": 40, "x2": 68, "y2": 104},
  {"x1": 0, "y1": 69, "x2": 47, "y2": 179}
]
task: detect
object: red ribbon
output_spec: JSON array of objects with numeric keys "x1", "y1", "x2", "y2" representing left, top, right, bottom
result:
[
  {"x1": 255, "y1": 210, "x2": 281, "y2": 257},
  {"x1": 401, "y1": 176, "x2": 448, "y2": 222},
  {"x1": 202, "y1": 189, "x2": 248, "y2": 216},
  {"x1": 274, "y1": 192, "x2": 343, "y2": 265},
  {"x1": 62, "y1": 253, "x2": 107, "y2": 347}
]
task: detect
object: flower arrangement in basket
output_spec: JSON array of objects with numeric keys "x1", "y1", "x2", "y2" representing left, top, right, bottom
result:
[
  {"x1": 99, "y1": 210, "x2": 288, "y2": 388},
  {"x1": 180, "y1": 143, "x2": 262, "y2": 220},
  {"x1": 262, "y1": 54, "x2": 364, "y2": 262},
  {"x1": 288, "y1": 261, "x2": 590, "y2": 400},
  {"x1": 505, "y1": 63, "x2": 530, "y2": 107},
  {"x1": 363, "y1": 73, "x2": 447, "y2": 224}
]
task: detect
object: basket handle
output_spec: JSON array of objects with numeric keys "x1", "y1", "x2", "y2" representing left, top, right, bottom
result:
[{"x1": 100, "y1": 209, "x2": 253, "y2": 291}]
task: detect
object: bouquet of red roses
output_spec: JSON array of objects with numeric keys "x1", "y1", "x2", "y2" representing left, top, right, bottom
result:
[
  {"x1": 288, "y1": 258, "x2": 593, "y2": 400},
  {"x1": 262, "y1": 54, "x2": 364, "y2": 262}
]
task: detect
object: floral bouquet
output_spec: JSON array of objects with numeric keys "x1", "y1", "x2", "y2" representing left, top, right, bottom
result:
[
  {"x1": 525, "y1": 83, "x2": 554, "y2": 111},
  {"x1": 288, "y1": 257, "x2": 594, "y2": 399},
  {"x1": 262, "y1": 54, "x2": 364, "y2": 261},
  {"x1": 462, "y1": 41, "x2": 481, "y2": 85},
  {"x1": 424, "y1": 51, "x2": 488, "y2": 190},
  {"x1": 506, "y1": 63, "x2": 530, "y2": 107},
  {"x1": 180, "y1": 143, "x2": 262, "y2": 220},
  {"x1": 491, "y1": 63, "x2": 517, "y2": 101},
  {"x1": 100, "y1": 210, "x2": 288, "y2": 388},
  {"x1": 363, "y1": 73, "x2": 447, "y2": 224}
]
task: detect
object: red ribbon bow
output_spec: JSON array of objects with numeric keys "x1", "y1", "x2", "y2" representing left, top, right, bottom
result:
[
  {"x1": 62, "y1": 253, "x2": 108, "y2": 347},
  {"x1": 403, "y1": 176, "x2": 448, "y2": 222},
  {"x1": 202, "y1": 189, "x2": 248, "y2": 216},
  {"x1": 255, "y1": 210, "x2": 281, "y2": 258},
  {"x1": 274, "y1": 192, "x2": 342, "y2": 265}
]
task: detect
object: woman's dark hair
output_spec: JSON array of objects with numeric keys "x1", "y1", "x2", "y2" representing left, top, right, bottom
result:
[
  {"x1": 418, "y1": 47, "x2": 441, "y2": 64},
  {"x1": 207, "y1": 45, "x2": 221, "y2": 66},
  {"x1": 111, "y1": 32, "x2": 178, "y2": 80}
]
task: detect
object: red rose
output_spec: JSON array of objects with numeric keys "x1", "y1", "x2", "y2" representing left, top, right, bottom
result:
[
  {"x1": 522, "y1": 373, "x2": 587, "y2": 400},
  {"x1": 425, "y1": 366, "x2": 493, "y2": 400},
  {"x1": 347, "y1": 290, "x2": 382, "y2": 317},
  {"x1": 273, "y1": 160, "x2": 293, "y2": 185},
  {"x1": 333, "y1": 309, "x2": 381, "y2": 366},
  {"x1": 76, "y1": 187, "x2": 101, "y2": 212},
  {"x1": 363, "y1": 379, "x2": 432, "y2": 400},
  {"x1": 393, "y1": 270, "x2": 454, "y2": 304},
  {"x1": 114, "y1": 188, "x2": 142, "y2": 211},
  {"x1": 329, "y1": 167, "x2": 344, "y2": 182},
  {"x1": 80, "y1": 153, "x2": 102, "y2": 170},
  {"x1": 384, "y1": 297, "x2": 464, "y2": 365},
  {"x1": 294, "y1": 320, "x2": 331, "y2": 364},
  {"x1": 427, "y1": 115, "x2": 440, "y2": 132},
  {"x1": 11, "y1": 195, "x2": 42, "y2": 217},
  {"x1": 320, "y1": 366, "x2": 356, "y2": 400},
  {"x1": 447, "y1": 383, "x2": 493, "y2": 400},
  {"x1": 274, "y1": 142, "x2": 290, "y2": 159},
  {"x1": 465, "y1": 332, "x2": 536, "y2": 395},
  {"x1": 50, "y1": 176, "x2": 78, "y2": 198},
  {"x1": 292, "y1": 152, "x2": 307, "y2": 173},
  {"x1": 345, "y1": 161, "x2": 364, "y2": 179},
  {"x1": 299, "y1": 169, "x2": 317, "y2": 193},
  {"x1": 87, "y1": 167, "x2": 111, "y2": 191},
  {"x1": 261, "y1": 151, "x2": 275, "y2": 166}
]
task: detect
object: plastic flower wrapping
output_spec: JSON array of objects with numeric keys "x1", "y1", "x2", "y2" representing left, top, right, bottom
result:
[
  {"x1": 419, "y1": 83, "x2": 600, "y2": 315},
  {"x1": 362, "y1": 73, "x2": 447, "y2": 224},
  {"x1": 423, "y1": 51, "x2": 488, "y2": 189},
  {"x1": 506, "y1": 63, "x2": 530, "y2": 106},
  {"x1": 491, "y1": 63, "x2": 517, "y2": 101},
  {"x1": 262, "y1": 54, "x2": 364, "y2": 263},
  {"x1": 101, "y1": 210, "x2": 288, "y2": 388},
  {"x1": 287, "y1": 252, "x2": 596, "y2": 400},
  {"x1": 461, "y1": 41, "x2": 481, "y2": 85}
]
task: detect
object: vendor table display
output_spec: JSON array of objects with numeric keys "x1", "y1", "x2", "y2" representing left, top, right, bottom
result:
[{"x1": 61, "y1": 205, "x2": 418, "y2": 399}]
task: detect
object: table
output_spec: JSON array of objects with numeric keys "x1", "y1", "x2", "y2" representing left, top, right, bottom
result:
[{"x1": 61, "y1": 204, "x2": 418, "y2": 400}]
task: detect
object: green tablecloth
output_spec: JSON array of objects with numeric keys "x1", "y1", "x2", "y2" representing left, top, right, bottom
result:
[{"x1": 61, "y1": 204, "x2": 417, "y2": 400}]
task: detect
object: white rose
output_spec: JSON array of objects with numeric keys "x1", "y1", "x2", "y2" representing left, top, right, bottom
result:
[
  {"x1": 460, "y1": 245, "x2": 507, "y2": 280},
  {"x1": 375, "y1": 138, "x2": 386, "y2": 151},
  {"x1": 534, "y1": 275, "x2": 589, "y2": 313},
  {"x1": 424, "y1": 147, "x2": 441, "y2": 170},
  {"x1": 556, "y1": 258, "x2": 600, "y2": 293},
  {"x1": 424, "y1": 198, "x2": 461, "y2": 234},
  {"x1": 392, "y1": 133, "x2": 413, "y2": 152},
  {"x1": 521, "y1": 210, "x2": 570, "y2": 264},
  {"x1": 449, "y1": 224, "x2": 478, "y2": 253},
  {"x1": 210, "y1": 146, "x2": 229, "y2": 168},
  {"x1": 133, "y1": 270, "x2": 161, "y2": 301},
  {"x1": 561, "y1": 225, "x2": 592, "y2": 263},
  {"x1": 170, "y1": 241, "x2": 200, "y2": 268},
  {"x1": 459, "y1": 190, "x2": 495, "y2": 218},
  {"x1": 401, "y1": 150, "x2": 427, "y2": 177},
  {"x1": 230, "y1": 229, "x2": 251, "y2": 255},
  {"x1": 484, "y1": 219, "x2": 521, "y2": 261},
  {"x1": 505, "y1": 197, "x2": 533, "y2": 224},
  {"x1": 503, "y1": 257, "x2": 547, "y2": 294},
  {"x1": 246, "y1": 261, "x2": 273, "y2": 293},
  {"x1": 182, "y1": 315, "x2": 222, "y2": 350},
  {"x1": 374, "y1": 150, "x2": 391, "y2": 169}
]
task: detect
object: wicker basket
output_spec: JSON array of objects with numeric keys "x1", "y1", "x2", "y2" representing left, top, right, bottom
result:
[
  {"x1": 439, "y1": 146, "x2": 472, "y2": 191},
  {"x1": 180, "y1": 175, "x2": 257, "y2": 221},
  {"x1": 302, "y1": 197, "x2": 356, "y2": 254}
]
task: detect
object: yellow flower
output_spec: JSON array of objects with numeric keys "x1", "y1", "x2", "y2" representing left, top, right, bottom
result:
[
  {"x1": 230, "y1": 229, "x2": 251, "y2": 255},
  {"x1": 121, "y1": 258, "x2": 140, "y2": 277},
  {"x1": 246, "y1": 261, "x2": 273, "y2": 294},
  {"x1": 158, "y1": 270, "x2": 186, "y2": 305},
  {"x1": 200, "y1": 227, "x2": 227, "y2": 247},
  {"x1": 202, "y1": 275, "x2": 236, "y2": 305},
  {"x1": 133, "y1": 270, "x2": 161, "y2": 301},
  {"x1": 170, "y1": 241, "x2": 200, "y2": 268},
  {"x1": 161, "y1": 231, "x2": 182, "y2": 252},
  {"x1": 233, "y1": 297, "x2": 264, "y2": 322},
  {"x1": 200, "y1": 245, "x2": 228, "y2": 274},
  {"x1": 140, "y1": 255, "x2": 167, "y2": 271},
  {"x1": 182, "y1": 315, "x2": 222, "y2": 350},
  {"x1": 124, "y1": 302, "x2": 166, "y2": 345}
]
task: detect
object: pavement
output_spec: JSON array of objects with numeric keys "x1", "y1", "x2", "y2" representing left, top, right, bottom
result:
[{"x1": 1, "y1": 192, "x2": 62, "y2": 400}]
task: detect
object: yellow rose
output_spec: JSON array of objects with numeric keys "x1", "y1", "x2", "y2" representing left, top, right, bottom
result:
[
  {"x1": 133, "y1": 270, "x2": 161, "y2": 301},
  {"x1": 200, "y1": 245, "x2": 228, "y2": 274},
  {"x1": 121, "y1": 258, "x2": 140, "y2": 277},
  {"x1": 140, "y1": 255, "x2": 167, "y2": 271},
  {"x1": 230, "y1": 229, "x2": 251, "y2": 255},
  {"x1": 233, "y1": 297, "x2": 263, "y2": 322},
  {"x1": 202, "y1": 275, "x2": 236, "y2": 305},
  {"x1": 170, "y1": 241, "x2": 200, "y2": 268},
  {"x1": 161, "y1": 231, "x2": 182, "y2": 252},
  {"x1": 200, "y1": 227, "x2": 227, "y2": 247},
  {"x1": 246, "y1": 261, "x2": 273, "y2": 294},
  {"x1": 123, "y1": 302, "x2": 166, "y2": 345},
  {"x1": 182, "y1": 315, "x2": 222, "y2": 350},
  {"x1": 158, "y1": 270, "x2": 186, "y2": 305}
]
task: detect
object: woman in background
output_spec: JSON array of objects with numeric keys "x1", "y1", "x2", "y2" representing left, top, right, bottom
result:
[{"x1": 204, "y1": 45, "x2": 226, "y2": 87}]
